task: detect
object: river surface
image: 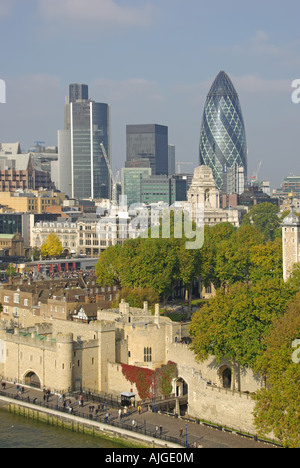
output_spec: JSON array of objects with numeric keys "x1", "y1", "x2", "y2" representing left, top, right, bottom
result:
[{"x1": 0, "y1": 409, "x2": 128, "y2": 448}]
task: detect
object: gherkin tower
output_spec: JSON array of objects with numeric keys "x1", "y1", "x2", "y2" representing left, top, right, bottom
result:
[{"x1": 199, "y1": 71, "x2": 247, "y2": 194}]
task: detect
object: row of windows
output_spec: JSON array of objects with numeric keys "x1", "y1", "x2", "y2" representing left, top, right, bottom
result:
[{"x1": 4, "y1": 294, "x2": 29, "y2": 306}]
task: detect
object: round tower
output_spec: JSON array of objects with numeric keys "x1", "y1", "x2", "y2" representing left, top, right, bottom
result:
[
  {"x1": 282, "y1": 208, "x2": 300, "y2": 282},
  {"x1": 56, "y1": 333, "x2": 73, "y2": 393}
]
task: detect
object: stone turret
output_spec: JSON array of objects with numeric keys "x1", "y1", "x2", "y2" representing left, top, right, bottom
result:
[
  {"x1": 56, "y1": 333, "x2": 73, "y2": 392},
  {"x1": 282, "y1": 208, "x2": 300, "y2": 282}
]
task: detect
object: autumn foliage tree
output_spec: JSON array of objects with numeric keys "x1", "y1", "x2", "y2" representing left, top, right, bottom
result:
[{"x1": 40, "y1": 233, "x2": 63, "y2": 258}]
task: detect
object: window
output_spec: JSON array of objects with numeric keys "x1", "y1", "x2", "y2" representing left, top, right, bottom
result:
[
  {"x1": 144, "y1": 347, "x2": 152, "y2": 363},
  {"x1": 13, "y1": 293, "x2": 20, "y2": 304},
  {"x1": 24, "y1": 299, "x2": 28, "y2": 306},
  {"x1": 4, "y1": 296, "x2": 9, "y2": 303}
]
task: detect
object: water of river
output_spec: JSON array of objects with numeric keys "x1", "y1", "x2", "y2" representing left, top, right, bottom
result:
[{"x1": 0, "y1": 409, "x2": 128, "y2": 448}]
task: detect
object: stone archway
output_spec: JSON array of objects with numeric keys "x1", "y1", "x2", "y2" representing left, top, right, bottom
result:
[
  {"x1": 174, "y1": 377, "x2": 188, "y2": 397},
  {"x1": 218, "y1": 365, "x2": 232, "y2": 389},
  {"x1": 24, "y1": 371, "x2": 41, "y2": 389},
  {"x1": 173, "y1": 377, "x2": 189, "y2": 416}
]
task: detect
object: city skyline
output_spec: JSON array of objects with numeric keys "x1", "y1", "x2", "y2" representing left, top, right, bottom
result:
[{"x1": 0, "y1": 1, "x2": 300, "y2": 190}]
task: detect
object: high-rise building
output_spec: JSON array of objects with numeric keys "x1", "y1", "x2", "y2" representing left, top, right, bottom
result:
[
  {"x1": 126, "y1": 124, "x2": 168, "y2": 176},
  {"x1": 168, "y1": 144, "x2": 176, "y2": 176},
  {"x1": 57, "y1": 84, "x2": 111, "y2": 200},
  {"x1": 71, "y1": 99, "x2": 110, "y2": 200},
  {"x1": 141, "y1": 175, "x2": 187, "y2": 205},
  {"x1": 121, "y1": 167, "x2": 152, "y2": 206},
  {"x1": 69, "y1": 84, "x2": 89, "y2": 103},
  {"x1": 199, "y1": 71, "x2": 247, "y2": 194}
]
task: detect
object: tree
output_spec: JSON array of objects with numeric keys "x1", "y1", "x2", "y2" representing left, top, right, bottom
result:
[
  {"x1": 248, "y1": 238, "x2": 282, "y2": 283},
  {"x1": 177, "y1": 242, "x2": 202, "y2": 313},
  {"x1": 95, "y1": 244, "x2": 123, "y2": 287},
  {"x1": 112, "y1": 286, "x2": 160, "y2": 309},
  {"x1": 40, "y1": 233, "x2": 63, "y2": 258},
  {"x1": 211, "y1": 225, "x2": 267, "y2": 287},
  {"x1": 6, "y1": 263, "x2": 18, "y2": 277},
  {"x1": 241, "y1": 202, "x2": 281, "y2": 241},
  {"x1": 198, "y1": 223, "x2": 236, "y2": 287},
  {"x1": 253, "y1": 295, "x2": 300, "y2": 448},
  {"x1": 189, "y1": 278, "x2": 297, "y2": 390}
]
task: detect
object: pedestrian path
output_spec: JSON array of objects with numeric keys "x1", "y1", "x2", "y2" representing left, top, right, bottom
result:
[{"x1": 0, "y1": 382, "x2": 278, "y2": 449}]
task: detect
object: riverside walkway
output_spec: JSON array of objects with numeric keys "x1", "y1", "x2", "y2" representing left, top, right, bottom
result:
[{"x1": 0, "y1": 382, "x2": 278, "y2": 449}]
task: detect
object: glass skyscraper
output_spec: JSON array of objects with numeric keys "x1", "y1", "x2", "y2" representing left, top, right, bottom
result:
[
  {"x1": 57, "y1": 84, "x2": 111, "y2": 200},
  {"x1": 71, "y1": 100, "x2": 110, "y2": 200},
  {"x1": 126, "y1": 124, "x2": 169, "y2": 176},
  {"x1": 199, "y1": 71, "x2": 247, "y2": 194}
]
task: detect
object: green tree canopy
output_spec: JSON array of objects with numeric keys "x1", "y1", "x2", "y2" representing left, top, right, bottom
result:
[
  {"x1": 252, "y1": 295, "x2": 300, "y2": 448},
  {"x1": 241, "y1": 202, "x2": 281, "y2": 241},
  {"x1": 189, "y1": 278, "x2": 296, "y2": 371}
]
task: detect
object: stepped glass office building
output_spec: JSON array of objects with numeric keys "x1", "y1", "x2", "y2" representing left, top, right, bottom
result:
[
  {"x1": 199, "y1": 71, "x2": 247, "y2": 195},
  {"x1": 57, "y1": 84, "x2": 111, "y2": 200}
]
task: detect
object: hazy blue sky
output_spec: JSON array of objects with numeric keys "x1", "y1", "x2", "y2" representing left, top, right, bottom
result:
[{"x1": 1, "y1": 0, "x2": 300, "y2": 189}]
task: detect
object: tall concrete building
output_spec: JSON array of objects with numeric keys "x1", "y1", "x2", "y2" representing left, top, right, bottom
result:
[
  {"x1": 57, "y1": 84, "x2": 111, "y2": 200},
  {"x1": 199, "y1": 71, "x2": 247, "y2": 195},
  {"x1": 126, "y1": 124, "x2": 168, "y2": 176}
]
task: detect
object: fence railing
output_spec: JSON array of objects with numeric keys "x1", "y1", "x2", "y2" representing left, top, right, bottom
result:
[{"x1": 0, "y1": 389, "x2": 187, "y2": 448}]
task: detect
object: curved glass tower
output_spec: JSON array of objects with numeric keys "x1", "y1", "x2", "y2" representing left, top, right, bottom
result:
[{"x1": 199, "y1": 71, "x2": 247, "y2": 194}]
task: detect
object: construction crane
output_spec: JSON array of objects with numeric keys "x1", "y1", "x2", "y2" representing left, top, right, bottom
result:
[
  {"x1": 250, "y1": 161, "x2": 262, "y2": 182},
  {"x1": 176, "y1": 162, "x2": 194, "y2": 174},
  {"x1": 100, "y1": 142, "x2": 119, "y2": 205}
]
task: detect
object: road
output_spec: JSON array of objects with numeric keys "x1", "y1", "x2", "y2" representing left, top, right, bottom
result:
[{"x1": 0, "y1": 382, "x2": 279, "y2": 449}]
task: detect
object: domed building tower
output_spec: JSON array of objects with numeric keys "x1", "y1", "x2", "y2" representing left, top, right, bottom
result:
[{"x1": 199, "y1": 71, "x2": 247, "y2": 195}]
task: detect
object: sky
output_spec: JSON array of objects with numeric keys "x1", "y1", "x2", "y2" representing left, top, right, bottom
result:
[{"x1": 0, "y1": 0, "x2": 300, "y2": 190}]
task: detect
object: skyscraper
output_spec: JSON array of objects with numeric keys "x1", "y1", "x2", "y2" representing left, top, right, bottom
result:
[
  {"x1": 69, "y1": 83, "x2": 89, "y2": 103},
  {"x1": 199, "y1": 71, "x2": 247, "y2": 194},
  {"x1": 168, "y1": 144, "x2": 176, "y2": 176},
  {"x1": 57, "y1": 84, "x2": 111, "y2": 200},
  {"x1": 71, "y1": 99, "x2": 110, "y2": 200},
  {"x1": 126, "y1": 124, "x2": 169, "y2": 176}
]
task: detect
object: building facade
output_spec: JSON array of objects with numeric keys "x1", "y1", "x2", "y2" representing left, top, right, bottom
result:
[
  {"x1": 71, "y1": 100, "x2": 110, "y2": 200},
  {"x1": 199, "y1": 71, "x2": 247, "y2": 195},
  {"x1": 0, "y1": 299, "x2": 264, "y2": 433},
  {"x1": 126, "y1": 124, "x2": 169, "y2": 176},
  {"x1": 57, "y1": 84, "x2": 111, "y2": 200},
  {"x1": 141, "y1": 175, "x2": 187, "y2": 205},
  {"x1": 168, "y1": 144, "x2": 176, "y2": 176},
  {"x1": 281, "y1": 175, "x2": 300, "y2": 198},
  {"x1": 0, "y1": 191, "x2": 60, "y2": 214},
  {"x1": 187, "y1": 166, "x2": 240, "y2": 227},
  {"x1": 121, "y1": 167, "x2": 152, "y2": 206}
]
